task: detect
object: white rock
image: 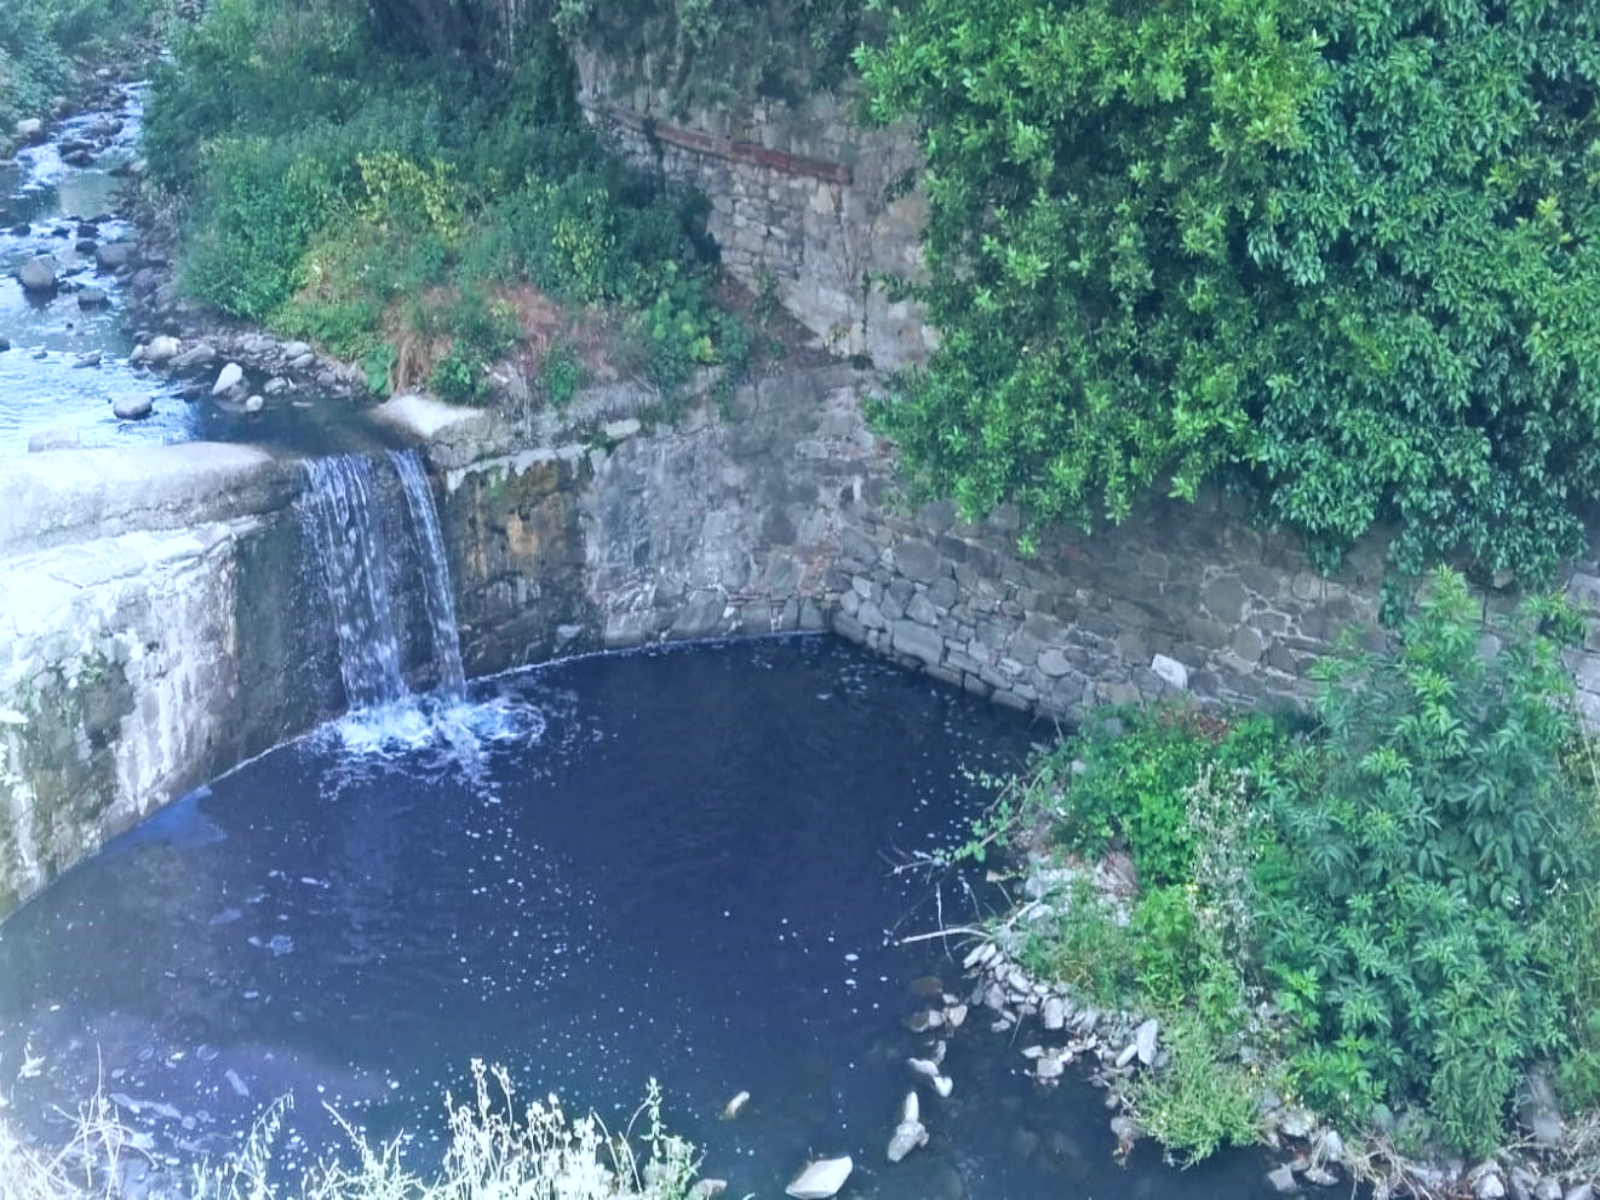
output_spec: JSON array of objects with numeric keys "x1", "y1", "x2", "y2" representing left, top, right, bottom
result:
[
  {"x1": 1266, "y1": 1164, "x2": 1298, "y2": 1194},
  {"x1": 886, "y1": 1120, "x2": 927, "y2": 1163},
  {"x1": 1533, "y1": 1182, "x2": 1561, "y2": 1200},
  {"x1": 688, "y1": 1181, "x2": 727, "y2": 1200},
  {"x1": 1303, "y1": 1166, "x2": 1339, "y2": 1187},
  {"x1": 1567, "y1": 1184, "x2": 1595, "y2": 1200},
  {"x1": 112, "y1": 394, "x2": 153, "y2": 420},
  {"x1": 963, "y1": 942, "x2": 996, "y2": 970},
  {"x1": 1277, "y1": 1106, "x2": 1316, "y2": 1139},
  {"x1": 244, "y1": 394, "x2": 265, "y2": 414},
  {"x1": 785, "y1": 1155, "x2": 852, "y2": 1200},
  {"x1": 932, "y1": 1074, "x2": 953, "y2": 1098},
  {"x1": 1042, "y1": 997, "x2": 1066, "y2": 1030},
  {"x1": 0, "y1": 708, "x2": 27, "y2": 725},
  {"x1": 904, "y1": 1009, "x2": 944, "y2": 1033},
  {"x1": 1134, "y1": 1018, "x2": 1160, "y2": 1066},
  {"x1": 1035, "y1": 1057, "x2": 1064, "y2": 1080},
  {"x1": 1114, "y1": 1042, "x2": 1139, "y2": 1069},
  {"x1": 15, "y1": 117, "x2": 43, "y2": 141},
  {"x1": 900, "y1": 1091, "x2": 919, "y2": 1124},
  {"x1": 146, "y1": 335, "x2": 181, "y2": 364},
  {"x1": 721, "y1": 1090, "x2": 749, "y2": 1120},
  {"x1": 1472, "y1": 1171, "x2": 1505, "y2": 1200},
  {"x1": 908, "y1": 1057, "x2": 940, "y2": 1080},
  {"x1": 1151, "y1": 653, "x2": 1189, "y2": 690},
  {"x1": 213, "y1": 362, "x2": 244, "y2": 395},
  {"x1": 603, "y1": 418, "x2": 641, "y2": 441},
  {"x1": 943, "y1": 1004, "x2": 967, "y2": 1029}
]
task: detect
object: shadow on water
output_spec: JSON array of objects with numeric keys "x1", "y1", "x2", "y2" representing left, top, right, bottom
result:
[{"x1": 0, "y1": 637, "x2": 1287, "y2": 1199}]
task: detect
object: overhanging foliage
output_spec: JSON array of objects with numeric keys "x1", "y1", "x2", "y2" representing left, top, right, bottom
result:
[{"x1": 859, "y1": 0, "x2": 1600, "y2": 581}]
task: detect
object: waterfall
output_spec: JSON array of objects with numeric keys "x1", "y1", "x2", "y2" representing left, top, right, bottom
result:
[
  {"x1": 390, "y1": 448, "x2": 466, "y2": 699},
  {"x1": 299, "y1": 450, "x2": 465, "y2": 712}
]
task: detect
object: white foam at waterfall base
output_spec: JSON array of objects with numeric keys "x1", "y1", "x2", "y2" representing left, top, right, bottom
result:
[{"x1": 318, "y1": 690, "x2": 549, "y2": 793}]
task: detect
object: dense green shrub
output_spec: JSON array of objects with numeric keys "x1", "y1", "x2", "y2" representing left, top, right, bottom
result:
[
  {"x1": 859, "y1": 0, "x2": 1600, "y2": 583},
  {"x1": 0, "y1": 0, "x2": 172, "y2": 128},
  {"x1": 1258, "y1": 570, "x2": 1597, "y2": 1152},
  {"x1": 1052, "y1": 707, "x2": 1282, "y2": 887},
  {"x1": 994, "y1": 570, "x2": 1600, "y2": 1159},
  {"x1": 146, "y1": 0, "x2": 742, "y2": 401}
]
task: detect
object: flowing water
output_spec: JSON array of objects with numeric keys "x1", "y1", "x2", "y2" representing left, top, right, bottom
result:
[{"x1": 0, "y1": 83, "x2": 195, "y2": 451}]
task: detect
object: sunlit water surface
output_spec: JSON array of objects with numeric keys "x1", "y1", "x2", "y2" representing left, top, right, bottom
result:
[{"x1": 0, "y1": 637, "x2": 1282, "y2": 1198}]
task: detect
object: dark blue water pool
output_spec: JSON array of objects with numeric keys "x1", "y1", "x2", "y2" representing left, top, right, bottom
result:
[{"x1": 0, "y1": 636, "x2": 1282, "y2": 1198}]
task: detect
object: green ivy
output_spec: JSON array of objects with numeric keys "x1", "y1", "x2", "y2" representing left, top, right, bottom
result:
[{"x1": 858, "y1": 0, "x2": 1600, "y2": 584}]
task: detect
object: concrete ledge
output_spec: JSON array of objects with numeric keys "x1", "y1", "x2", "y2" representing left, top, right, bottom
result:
[{"x1": 0, "y1": 442, "x2": 298, "y2": 554}]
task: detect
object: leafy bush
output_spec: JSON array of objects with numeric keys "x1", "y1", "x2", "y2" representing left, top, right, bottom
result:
[
  {"x1": 859, "y1": 0, "x2": 1600, "y2": 583},
  {"x1": 1050, "y1": 708, "x2": 1281, "y2": 887},
  {"x1": 148, "y1": 0, "x2": 742, "y2": 403},
  {"x1": 0, "y1": 0, "x2": 172, "y2": 128},
  {"x1": 994, "y1": 569, "x2": 1600, "y2": 1159},
  {"x1": 1258, "y1": 569, "x2": 1597, "y2": 1153}
]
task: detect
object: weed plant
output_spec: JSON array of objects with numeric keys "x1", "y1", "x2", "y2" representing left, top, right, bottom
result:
[
  {"x1": 1, "y1": 1062, "x2": 702, "y2": 1200},
  {"x1": 143, "y1": 0, "x2": 748, "y2": 405},
  {"x1": 974, "y1": 569, "x2": 1600, "y2": 1162}
]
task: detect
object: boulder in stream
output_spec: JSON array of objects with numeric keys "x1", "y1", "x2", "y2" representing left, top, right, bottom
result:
[
  {"x1": 213, "y1": 362, "x2": 244, "y2": 395},
  {"x1": 17, "y1": 256, "x2": 58, "y2": 293},
  {"x1": 95, "y1": 241, "x2": 134, "y2": 271},
  {"x1": 785, "y1": 1156, "x2": 852, "y2": 1200},
  {"x1": 113, "y1": 394, "x2": 154, "y2": 421},
  {"x1": 77, "y1": 285, "x2": 108, "y2": 309},
  {"x1": 14, "y1": 117, "x2": 44, "y2": 143}
]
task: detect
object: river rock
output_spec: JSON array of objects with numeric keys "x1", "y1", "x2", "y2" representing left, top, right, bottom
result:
[
  {"x1": 785, "y1": 1156, "x2": 852, "y2": 1199},
  {"x1": 95, "y1": 241, "x2": 134, "y2": 270},
  {"x1": 113, "y1": 394, "x2": 154, "y2": 420},
  {"x1": 1564, "y1": 1184, "x2": 1591, "y2": 1200},
  {"x1": 73, "y1": 351, "x2": 102, "y2": 368},
  {"x1": 212, "y1": 362, "x2": 244, "y2": 395},
  {"x1": 282, "y1": 340, "x2": 312, "y2": 360},
  {"x1": 146, "y1": 335, "x2": 181, "y2": 364},
  {"x1": 15, "y1": 117, "x2": 44, "y2": 143},
  {"x1": 887, "y1": 1119, "x2": 928, "y2": 1163},
  {"x1": 687, "y1": 1182, "x2": 726, "y2": 1200},
  {"x1": 244, "y1": 394, "x2": 265, "y2": 415},
  {"x1": 1266, "y1": 1164, "x2": 1298, "y2": 1194},
  {"x1": 1133, "y1": 1018, "x2": 1160, "y2": 1066},
  {"x1": 170, "y1": 343, "x2": 217, "y2": 371},
  {"x1": 77, "y1": 285, "x2": 108, "y2": 308},
  {"x1": 64, "y1": 148, "x2": 94, "y2": 168},
  {"x1": 17, "y1": 256, "x2": 58, "y2": 293},
  {"x1": 75, "y1": 237, "x2": 97, "y2": 254},
  {"x1": 1042, "y1": 996, "x2": 1066, "y2": 1031}
]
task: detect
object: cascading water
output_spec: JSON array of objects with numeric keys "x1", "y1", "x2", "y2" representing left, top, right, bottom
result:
[
  {"x1": 390, "y1": 448, "x2": 466, "y2": 699},
  {"x1": 300, "y1": 454, "x2": 409, "y2": 710}
]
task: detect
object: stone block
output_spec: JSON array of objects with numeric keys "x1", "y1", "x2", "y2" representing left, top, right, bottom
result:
[
  {"x1": 890, "y1": 618, "x2": 945, "y2": 667},
  {"x1": 1150, "y1": 653, "x2": 1189, "y2": 690},
  {"x1": 1203, "y1": 575, "x2": 1249, "y2": 623},
  {"x1": 893, "y1": 538, "x2": 944, "y2": 583}
]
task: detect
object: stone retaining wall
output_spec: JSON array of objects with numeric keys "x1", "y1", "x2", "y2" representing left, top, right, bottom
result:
[
  {"x1": 572, "y1": 45, "x2": 931, "y2": 369},
  {"x1": 9, "y1": 367, "x2": 1600, "y2": 916}
]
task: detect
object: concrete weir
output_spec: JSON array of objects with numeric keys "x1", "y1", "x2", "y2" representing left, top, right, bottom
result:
[{"x1": 9, "y1": 366, "x2": 1600, "y2": 917}]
